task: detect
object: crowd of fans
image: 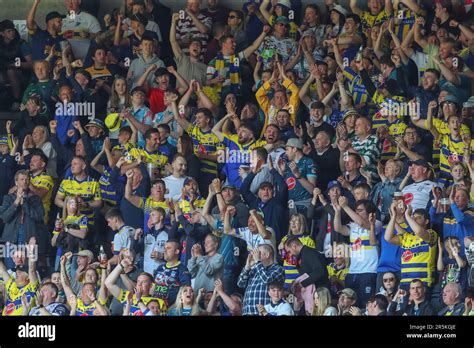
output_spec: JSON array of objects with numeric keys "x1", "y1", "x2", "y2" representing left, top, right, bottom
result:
[{"x1": 0, "y1": 0, "x2": 473, "y2": 317}]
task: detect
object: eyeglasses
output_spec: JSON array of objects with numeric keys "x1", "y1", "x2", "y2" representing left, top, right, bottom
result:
[
  {"x1": 228, "y1": 15, "x2": 238, "y2": 19},
  {"x1": 383, "y1": 278, "x2": 395, "y2": 282}
]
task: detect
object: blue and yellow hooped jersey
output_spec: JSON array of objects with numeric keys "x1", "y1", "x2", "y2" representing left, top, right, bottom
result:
[
  {"x1": 140, "y1": 197, "x2": 169, "y2": 233},
  {"x1": 99, "y1": 166, "x2": 119, "y2": 205},
  {"x1": 359, "y1": 9, "x2": 391, "y2": 35},
  {"x1": 186, "y1": 124, "x2": 223, "y2": 176},
  {"x1": 398, "y1": 225, "x2": 437, "y2": 288},
  {"x1": 57, "y1": 175, "x2": 101, "y2": 224},
  {"x1": 279, "y1": 234, "x2": 315, "y2": 288}
]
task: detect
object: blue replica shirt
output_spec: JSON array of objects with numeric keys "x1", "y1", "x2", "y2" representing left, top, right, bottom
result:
[
  {"x1": 28, "y1": 27, "x2": 66, "y2": 66},
  {"x1": 222, "y1": 134, "x2": 267, "y2": 188},
  {"x1": 153, "y1": 262, "x2": 191, "y2": 306},
  {"x1": 377, "y1": 225, "x2": 403, "y2": 273},
  {"x1": 282, "y1": 155, "x2": 317, "y2": 202}
]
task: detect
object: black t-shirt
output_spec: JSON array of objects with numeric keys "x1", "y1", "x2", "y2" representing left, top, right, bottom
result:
[{"x1": 312, "y1": 122, "x2": 336, "y2": 141}]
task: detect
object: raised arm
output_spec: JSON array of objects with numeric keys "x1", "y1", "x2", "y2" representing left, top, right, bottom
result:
[
  {"x1": 384, "y1": 203, "x2": 401, "y2": 245},
  {"x1": 243, "y1": 25, "x2": 269, "y2": 58},
  {"x1": 333, "y1": 201, "x2": 350, "y2": 236},
  {"x1": 171, "y1": 99, "x2": 191, "y2": 132},
  {"x1": 349, "y1": 0, "x2": 362, "y2": 15},
  {"x1": 223, "y1": 207, "x2": 237, "y2": 236},
  {"x1": 104, "y1": 262, "x2": 125, "y2": 299},
  {"x1": 211, "y1": 114, "x2": 231, "y2": 142},
  {"x1": 404, "y1": 205, "x2": 431, "y2": 243},
  {"x1": 413, "y1": 18, "x2": 428, "y2": 50},
  {"x1": 27, "y1": 0, "x2": 40, "y2": 31},
  {"x1": 186, "y1": 9, "x2": 210, "y2": 34},
  {"x1": 27, "y1": 237, "x2": 38, "y2": 284},
  {"x1": 259, "y1": 0, "x2": 272, "y2": 23},
  {"x1": 250, "y1": 210, "x2": 271, "y2": 240},
  {"x1": 170, "y1": 13, "x2": 182, "y2": 58}
]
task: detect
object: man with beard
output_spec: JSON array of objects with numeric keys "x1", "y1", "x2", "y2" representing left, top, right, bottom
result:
[
  {"x1": 262, "y1": 124, "x2": 285, "y2": 165},
  {"x1": 213, "y1": 115, "x2": 266, "y2": 188},
  {"x1": 27, "y1": 0, "x2": 67, "y2": 66},
  {"x1": 152, "y1": 240, "x2": 191, "y2": 307}
]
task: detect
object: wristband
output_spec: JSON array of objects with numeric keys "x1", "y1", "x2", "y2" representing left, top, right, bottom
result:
[
  {"x1": 295, "y1": 175, "x2": 302, "y2": 180},
  {"x1": 39, "y1": 304, "x2": 44, "y2": 308},
  {"x1": 216, "y1": 191, "x2": 222, "y2": 195}
]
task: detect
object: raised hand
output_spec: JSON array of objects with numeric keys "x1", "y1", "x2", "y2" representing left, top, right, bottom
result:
[{"x1": 338, "y1": 196, "x2": 348, "y2": 208}]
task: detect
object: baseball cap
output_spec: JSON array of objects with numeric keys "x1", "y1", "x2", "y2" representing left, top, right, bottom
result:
[
  {"x1": 130, "y1": 86, "x2": 146, "y2": 95},
  {"x1": 184, "y1": 177, "x2": 198, "y2": 186},
  {"x1": 105, "y1": 113, "x2": 121, "y2": 133},
  {"x1": 331, "y1": 4, "x2": 348, "y2": 17},
  {"x1": 0, "y1": 136, "x2": 9, "y2": 146},
  {"x1": 338, "y1": 288, "x2": 357, "y2": 300},
  {"x1": 222, "y1": 181, "x2": 237, "y2": 190},
  {"x1": 326, "y1": 180, "x2": 342, "y2": 192},
  {"x1": 276, "y1": 0, "x2": 291, "y2": 9},
  {"x1": 130, "y1": 13, "x2": 148, "y2": 26},
  {"x1": 285, "y1": 138, "x2": 303, "y2": 150},
  {"x1": 342, "y1": 108, "x2": 359, "y2": 120},
  {"x1": 441, "y1": 95, "x2": 461, "y2": 108},
  {"x1": 85, "y1": 119, "x2": 106, "y2": 133},
  {"x1": 46, "y1": 11, "x2": 65, "y2": 23},
  {"x1": 74, "y1": 250, "x2": 94, "y2": 260},
  {"x1": 274, "y1": 16, "x2": 289, "y2": 25}
]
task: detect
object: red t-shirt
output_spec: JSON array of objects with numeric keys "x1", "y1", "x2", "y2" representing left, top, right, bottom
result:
[{"x1": 147, "y1": 88, "x2": 166, "y2": 114}]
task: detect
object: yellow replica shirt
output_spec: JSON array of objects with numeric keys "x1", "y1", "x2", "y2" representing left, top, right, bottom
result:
[
  {"x1": 30, "y1": 171, "x2": 54, "y2": 224},
  {"x1": 186, "y1": 124, "x2": 223, "y2": 176},
  {"x1": 117, "y1": 289, "x2": 167, "y2": 316},
  {"x1": 2, "y1": 278, "x2": 39, "y2": 316},
  {"x1": 399, "y1": 228, "x2": 437, "y2": 288},
  {"x1": 74, "y1": 296, "x2": 108, "y2": 316},
  {"x1": 57, "y1": 175, "x2": 101, "y2": 224}
]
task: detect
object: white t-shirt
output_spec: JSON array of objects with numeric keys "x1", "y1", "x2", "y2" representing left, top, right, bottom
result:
[
  {"x1": 409, "y1": 50, "x2": 429, "y2": 85},
  {"x1": 163, "y1": 175, "x2": 187, "y2": 200},
  {"x1": 324, "y1": 306, "x2": 338, "y2": 316},
  {"x1": 402, "y1": 180, "x2": 437, "y2": 211},
  {"x1": 264, "y1": 300, "x2": 294, "y2": 316},
  {"x1": 62, "y1": 11, "x2": 101, "y2": 60},
  {"x1": 347, "y1": 221, "x2": 382, "y2": 274},
  {"x1": 143, "y1": 229, "x2": 168, "y2": 275},
  {"x1": 235, "y1": 226, "x2": 276, "y2": 254},
  {"x1": 113, "y1": 225, "x2": 134, "y2": 255}
]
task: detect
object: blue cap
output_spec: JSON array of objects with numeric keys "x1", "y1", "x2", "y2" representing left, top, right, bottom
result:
[
  {"x1": 85, "y1": 119, "x2": 106, "y2": 133},
  {"x1": 326, "y1": 180, "x2": 342, "y2": 192},
  {"x1": 0, "y1": 136, "x2": 8, "y2": 146}
]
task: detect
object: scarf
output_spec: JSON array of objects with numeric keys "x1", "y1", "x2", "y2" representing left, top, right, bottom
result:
[{"x1": 214, "y1": 52, "x2": 240, "y2": 96}]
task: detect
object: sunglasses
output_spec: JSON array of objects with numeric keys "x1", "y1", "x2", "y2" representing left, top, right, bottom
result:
[
  {"x1": 383, "y1": 278, "x2": 395, "y2": 282},
  {"x1": 228, "y1": 15, "x2": 238, "y2": 19}
]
